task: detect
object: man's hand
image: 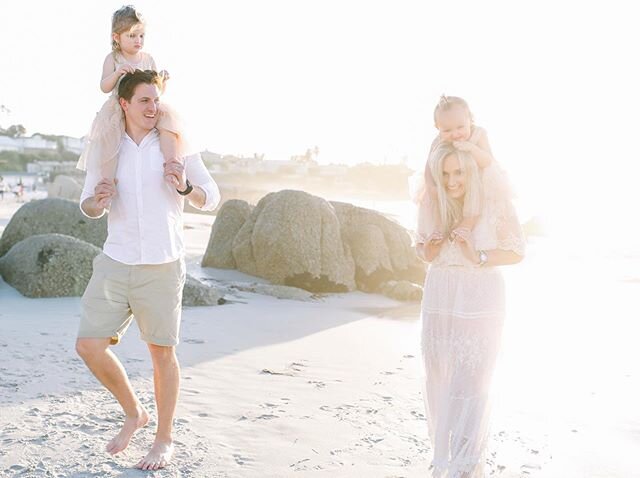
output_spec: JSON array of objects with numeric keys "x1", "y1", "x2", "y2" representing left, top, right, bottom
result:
[
  {"x1": 163, "y1": 157, "x2": 185, "y2": 189},
  {"x1": 95, "y1": 178, "x2": 117, "y2": 209}
]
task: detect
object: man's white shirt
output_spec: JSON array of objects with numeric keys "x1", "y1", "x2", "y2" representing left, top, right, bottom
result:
[{"x1": 80, "y1": 129, "x2": 220, "y2": 265}]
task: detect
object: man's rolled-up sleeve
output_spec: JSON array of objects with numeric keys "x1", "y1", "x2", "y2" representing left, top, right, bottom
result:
[
  {"x1": 79, "y1": 165, "x2": 103, "y2": 218},
  {"x1": 185, "y1": 153, "x2": 221, "y2": 211}
]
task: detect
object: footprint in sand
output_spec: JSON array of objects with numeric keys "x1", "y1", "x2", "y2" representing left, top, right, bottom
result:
[
  {"x1": 256, "y1": 414, "x2": 278, "y2": 420},
  {"x1": 184, "y1": 338, "x2": 205, "y2": 344},
  {"x1": 232, "y1": 453, "x2": 254, "y2": 465},
  {"x1": 410, "y1": 410, "x2": 426, "y2": 420},
  {"x1": 182, "y1": 388, "x2": 201, "y2": 395}
]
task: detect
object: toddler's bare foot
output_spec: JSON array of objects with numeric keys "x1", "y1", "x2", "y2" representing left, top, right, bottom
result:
[
  {"x1": 105, "y1": 406, "x2": 149, "y2": 455},
  {"x1": 135, "y1": 439, "x2": 174, "y2": 470}
]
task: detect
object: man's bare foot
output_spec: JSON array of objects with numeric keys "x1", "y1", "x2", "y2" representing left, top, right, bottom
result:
[
  {"x1": 106, "y1": 407, "x2": 150, "y2": 455},
  {"x1": 135, "y1": 439, "x2": 174, "y2": 470}
]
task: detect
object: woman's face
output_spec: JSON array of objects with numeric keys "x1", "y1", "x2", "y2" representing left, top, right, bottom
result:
[{"x1": 442, "y1": 153, "x2": 465, "y2": 199}]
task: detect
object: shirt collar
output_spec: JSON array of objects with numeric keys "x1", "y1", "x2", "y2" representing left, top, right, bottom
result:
[{"x1": 123, "y1": 128, "x2": 159, "y2": 148}]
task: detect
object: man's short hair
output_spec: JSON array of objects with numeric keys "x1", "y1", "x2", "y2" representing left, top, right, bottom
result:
[{"x1": 118, "y1": 69, "x2": 163, "y2": 102}]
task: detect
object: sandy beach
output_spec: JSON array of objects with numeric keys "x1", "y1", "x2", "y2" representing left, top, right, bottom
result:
[{"x1": 1, "y1": 194, "x2": 639, "y2": 477}]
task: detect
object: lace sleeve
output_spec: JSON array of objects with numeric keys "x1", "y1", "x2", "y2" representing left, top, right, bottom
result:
[
  {"x1": 416, "y1": 198, "x2": 436, "y2": 244},
  {"x1": 493, "y1": 197, "x2": 526, "y2": 256},
  {"x1": 482, "y1": 162, "x2": 513, "y2": 203}
]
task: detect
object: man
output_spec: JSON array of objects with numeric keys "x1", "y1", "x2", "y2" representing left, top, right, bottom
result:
[{"x1": 76, "y1": 70, "x2": 220, "y2": 470}]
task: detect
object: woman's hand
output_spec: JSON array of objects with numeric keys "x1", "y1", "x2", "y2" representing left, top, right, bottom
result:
[
  {"x1": 419, "y1": 231, "x2": 445, "y2": 262},
  {"x1": 453, "y1": 230, "x2": 481, "y2": 265}
]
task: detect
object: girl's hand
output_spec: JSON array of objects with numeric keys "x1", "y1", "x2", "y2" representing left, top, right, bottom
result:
[
  {"x1": 117, "y1": 64, "x2": 135, "y2": 77},
  {"x1": 94, "y1": 178, "x2": 117, "y2": 209},
  {"x1": 159, "y1": 70, "x2": 171, "y2": 81},
  {"x1": 450, "y1": 226, "x2": 471, "y2": 243},
  {"x1": 452, "y1": 140, "x2": 475, "y2": 152},
  {"x1": 163, "y1": 157, "x2": 185, "y2": 188},
  {"x1": 427, "y1": 231, "x2": 444, "y2": 245}
]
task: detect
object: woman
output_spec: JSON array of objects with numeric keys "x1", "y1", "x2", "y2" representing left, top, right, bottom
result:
[{"x1": 416, "y1": 143, "x2": 525, "y2": 477}]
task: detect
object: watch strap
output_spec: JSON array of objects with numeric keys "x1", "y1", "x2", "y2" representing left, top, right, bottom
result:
[{"x1": 176, "y1": 179, "x2": 193, "y2": 196}]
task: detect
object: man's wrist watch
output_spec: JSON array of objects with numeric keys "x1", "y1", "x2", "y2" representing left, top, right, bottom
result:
[
  {"x1": 176, "y1": 179, "x2": 193, "y2": 196},
  {"x1": 477, "y1": 250, "x2": 488, "y2": 267}
]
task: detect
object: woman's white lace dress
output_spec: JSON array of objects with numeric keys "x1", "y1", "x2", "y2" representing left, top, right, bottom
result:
[{"x1": 417, "y1": 165, "x2": 525, "y2": 477}]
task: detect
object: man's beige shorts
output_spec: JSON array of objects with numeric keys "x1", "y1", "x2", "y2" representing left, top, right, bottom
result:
[{"x1": 78, "y1": 253, "x2": 186, "y2": 346}]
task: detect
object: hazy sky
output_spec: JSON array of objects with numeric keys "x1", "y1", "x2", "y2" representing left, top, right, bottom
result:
[{"x1": 1, "y1": 1, "x2": 639, "y2": 241}]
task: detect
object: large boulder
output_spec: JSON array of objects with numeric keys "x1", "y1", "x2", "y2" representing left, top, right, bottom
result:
[
  {"x1": 0, "y1": 198, "x2": 107, "y2": 257},
  {"x1": 378, "y1": 280, "x2": 423, "y2": 302},
  {"x1": 331, "y1": 201, "x2": 425, "y2": 291},
  {"x1": 182, "y1": 274, "x2": 225, "y2": 306},
  {"x1": 231, "y1": 190, "x2": 355, "y2": 292},
  {"x1": 47, "y1": 175, "x2": 82, "y2": 201},
  {"x1": 0, "y1": 234, "x2": 100, "y2": 298},
  {"x1": 202, "y1": 200, "x2": 253, "y2": 269}
]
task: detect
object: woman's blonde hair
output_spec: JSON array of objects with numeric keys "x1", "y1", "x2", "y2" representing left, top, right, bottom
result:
[
  {"x1": 111, "y1": 5, "x2": 145, "y2": 53},
  {"x1": 433, "y1": 95, "x2": 474, "y2": 128},
  {"x1": 428, "y1": 143, "x2": 482, "y2": 233}
]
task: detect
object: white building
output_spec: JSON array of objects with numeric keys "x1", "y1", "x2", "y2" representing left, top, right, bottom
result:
[
  {"x1": 0, "y1": 134, "x2": 85, "y2": 154},
  {"x1": 0, "y1": 136, "x2": 20, "y2": 152},
  {"x1": 26, "y1": 161, "x2": 78, "y2": 174}
]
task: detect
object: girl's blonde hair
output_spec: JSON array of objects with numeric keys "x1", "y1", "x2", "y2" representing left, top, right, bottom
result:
[
  {"x1": 428, "y1": 143, "x2": 482, "y2": 233},
  {"x1": 433, "y1": 95, "x2": 474, "y2": 128},
  {"x1": 111, "y1": 5, "x2": 145, "y2": 53}
]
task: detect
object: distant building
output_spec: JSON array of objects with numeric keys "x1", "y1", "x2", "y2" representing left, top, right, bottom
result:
[
  {"x1": 26, "y1": 161, "x2": 78, "y2": 175},
  {"x1": 0, "y1": 136, "x2": 20, "y2": 152},
  {"x1": 0, "y1": 134, "x2": 85, "y2": 154},
  {"x1": 60, "y1": 136, "x2": 85, "y2": 155},
  {"x1": 21, "y1": 134, "x2": 57, "y2": 153}
]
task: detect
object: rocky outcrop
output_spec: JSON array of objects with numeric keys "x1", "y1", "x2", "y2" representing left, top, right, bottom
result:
[
  {"x1": 47, "y1": 175, "x2": 82, "y2": 201},
  {"x1": 231, "y1": 190, "x2": 356, "y2": 292},
  {"x1": 0, "y1": 233, "x2": 100, "y2": 298},
  {"x1": 182, "y1": 274, "x2": 225, "y2": 306},
  {"x1": 0, "y1": 198, "x2": 107, "y2": 257},
  {"x1": 377, "y1": 280, "x2": 423, "y2": 302},
  {"x1": 203, "y1": 191, "x2": 425, "y2": 297},
  {"x1": 202, "y1": 200, "x2": 253, "y2": 269},
  {"x1": 331, "y1": 201, "x2": 424, "y2": 291}
]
